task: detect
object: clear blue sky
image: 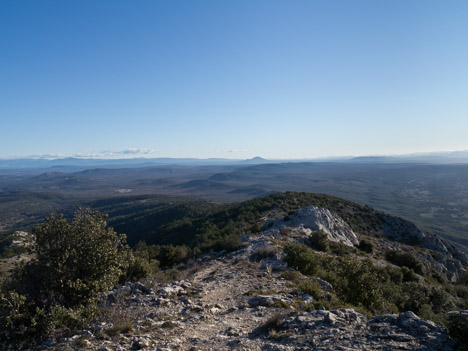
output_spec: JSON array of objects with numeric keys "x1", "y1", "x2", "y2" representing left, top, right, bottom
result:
[{"x1": 1, "y1": 0, "x2": 468, "y2": 159}]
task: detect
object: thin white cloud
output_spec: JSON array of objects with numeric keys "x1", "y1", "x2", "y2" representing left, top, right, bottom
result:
[
  {"x1": 119, "y1": 148, "x2": 155, "y2": 155},
  {"x1": 21, "y1": 148, "x2": 156, "y2": 160}
]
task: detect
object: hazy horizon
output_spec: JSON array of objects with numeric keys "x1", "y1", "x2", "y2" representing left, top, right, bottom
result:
[{"x1": 2, "y1": 148, "x2": 468, "y2": 162}]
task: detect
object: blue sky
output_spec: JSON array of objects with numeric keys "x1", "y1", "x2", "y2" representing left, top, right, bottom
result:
[{"x1": 1, "y1": 0, "x2": 468, "y2": 159}]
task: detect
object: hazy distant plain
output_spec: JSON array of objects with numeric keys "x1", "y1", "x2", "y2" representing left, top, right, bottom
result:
[{"x1": 1, "y1": 161, "x2": 468, "y2": 247}]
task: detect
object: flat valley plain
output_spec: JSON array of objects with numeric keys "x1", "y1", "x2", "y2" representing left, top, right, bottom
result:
[{"x1": 1, "y1": 161, "x2": 468, "y2": 247}]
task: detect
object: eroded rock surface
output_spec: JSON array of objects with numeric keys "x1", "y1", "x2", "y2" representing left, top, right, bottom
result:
[{"x1": 268, "y1": 206, "x2": 359, "y2": 247}]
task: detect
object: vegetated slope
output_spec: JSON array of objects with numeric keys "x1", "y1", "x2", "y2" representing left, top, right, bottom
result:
[
  {"x1": 37, "y1": 191, "x2": 468, "y2": 351},
  {"x1": 0, "y1": 191, "x2": 92, "y2": 231},
  {"x1": 0, "y1": 192, "x2": 219, "y2": 245},
  {"x1": 89, "y1": 195, "x2": 220, "y2": 246},
  {"x1": 97, "y1": 192, "x2": 468, "y2": 272}
]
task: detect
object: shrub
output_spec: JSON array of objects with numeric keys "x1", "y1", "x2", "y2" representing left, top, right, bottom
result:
[
  {"x1": 454, "y1": 285, "x2": 468, "y2": 299},
  {"x1": 401, "y1": 267, "x2": 420, "y2": 282},
  {"x1": 106, "y1": 319, "x2": 133, "y2": 336},
  {"x1": 0, "y1": 208, "x2": 129, "y2": 345},
  {"x1": 429, "y1": 287, "x2": 453, "y2": 314},
  {"x1": 260, "y1": 313, "x2": 286, "y2": 332},
  {"x1": 251, "y1": 247, "x2": 277, "y2": 261},
  {"x1": 30, "y1": 208, "x2": 129, "y2": 308},
  {"x1": 0, "y1": 291, "x2": 47, "y2": 343},
  {"x1": 283, "y1": 244, "x2": 322, "y2": 276},
  {"x1": 458, "y1": 271, "x2": 468, "y2": 285},
  {"x1": 386, "y1": 266, "x2": 404, "y2": 284},
  {"x1": 211, "y1": 235, "x2": 244, "y2": 252},
  {"x1": 76, "y1": 335, "x2": 90, "y2": 348},
  {"x1": 329, "y1": 241, "x2": 353, "y2": 256},
  {"x1": 297, "y1": 280, "x2": 322, "y2": 299},
  {"x1": 400, "y1": 282, "x2": 431, "y2": 314},
  {"x1": 447, "y1": 311, "x2": 468, "y2": 346},
  {"x1": 309, "y1": 231, "x2": 329, "y2": 252},
  {"x1": 155, "y1": 268, "x2": 181, "y2": 283},
  {"x1": 331, "y1": 257, "x2": 389, "y2": 313},
  {"x1": 385, "y1": 250, "x2": 424, "y2": 275},
  {"x1": 357, "y1": 239, "x2": 374, "y2": 253},
  {"x1": 154, "y1": 245, "x2": 191, "y2": 267},
  {"x1": 279, "y1": 270, "x2": 301, "y2": 283},
  {"x1": 161, "y1": 320, "x2": 177, "y2": 329},
  {"x1": 124, "y1": 254, "x2": 159, "y2": 282}
]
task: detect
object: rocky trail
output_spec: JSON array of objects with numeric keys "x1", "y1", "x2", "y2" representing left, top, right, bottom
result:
[{"x1": 44, "y1": 230, "x2": 460, "y2": 351}]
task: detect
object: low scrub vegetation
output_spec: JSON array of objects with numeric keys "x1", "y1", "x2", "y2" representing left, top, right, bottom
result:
[
  {"x1": 0, "y1": 232, "x2": 31, "y2": 259},
  {"x1": 308, "y1": 231, "x2": 329, "y2": 252},
  {"x1": 447, "y1": 312, "x2": 468, "y2": 346},
  {"x1": 283, "y1": 243, "x2": 456, "y2": 318},
  {"x1": 385, "y1": 250, "x2": 425, "y2": 275},
  {"x1": 251, "y1": 247, "x2": 277, "y2": 261}
]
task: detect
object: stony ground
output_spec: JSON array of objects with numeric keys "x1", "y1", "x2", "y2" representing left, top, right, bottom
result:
[{"x1": 40, "y1": 231, "x2": 460, "y2": 351}]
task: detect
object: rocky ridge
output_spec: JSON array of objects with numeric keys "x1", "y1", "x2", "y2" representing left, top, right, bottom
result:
[
  {"x1": 266, "y1": 206, "x2": 359, "y2": 247},
  {"x1": 263, "y1": 205, "x2": 467, "y2": 279}
]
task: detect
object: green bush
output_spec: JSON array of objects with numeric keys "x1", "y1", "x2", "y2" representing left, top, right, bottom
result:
[
  {"x1": 251, "y1": 247, "x2": 277, "y2": 261},
  {"x1": 330, "y1": 257, "x2": 390, "y2": 313},
  {"x1": 399, "y1": 282, "x2": 430, "y2": 314},
  {"x1": 279, "y1": 270, "x2": 301, "y2": 282},
  {"x1": 211, "y1": 235, "x2": 244, "y2": 252},
  {"x1": 134, "y1": 242, "x2": 194, "y2": 268},
  {"x1": 385, "y1": 250, "x2": 425, "y2": 275},
  {"x1": 297, "y1": 280, "x2": 322, "y2": 299},
  {"x1": 0, "y1": 208, "x2": 129, "y2": 345},
  {"x1": 283, "y1": 243, "x2": 322, "y2": 276},
  {"x1": 454, "y1": 285, "x2": 468, "y2": 299},
  {"x1": 260, "y1": 313, "x2": 286, "y2": 332},
  {"x1": 329, "y1": 241, "x2": 354, "y2": 256},
  {"x1": 0, "y1": 291, "x2": 47, "y2": 343},
  {"x1": 282, "y1": 243, "x2": 459, "y2": 317},
  {"x1": 458, "y1": 271, "x2": 468, "y2": 285},
  {"x1": 27, "y1": 208, "x2": 129, "y2": 308},
  {"x1": 309, "y1": 231, "x2": 329, "y2": 252},
  {"x1": 106, "y1": 319, "x2": 133, "y2": 336},
  {"x1": 124, "y1": 254, "x2": 159, "y2": 282},
  {"x1": 447, "y1": 311, "x2": 468, "y2": 346},
  {"x1": 154, "y1": 268, "x2": 181, "y2": 283},
  {"x1": 357, "y1": 239, "x2": 374, "y2": 254},
  {"x1": 386, "y1": 266, "x2": 404, "y2": 284},
  {"x1": 401, "y1": 267, "x2": 420, "y2": 282}
]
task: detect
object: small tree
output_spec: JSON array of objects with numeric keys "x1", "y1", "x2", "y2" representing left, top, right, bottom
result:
[
  {"x1": 1, "y1": 208, "x2": 130, "y2": 344},
  {"x1": 32, "y1": 207, "x2": 129, "y2": 308}
]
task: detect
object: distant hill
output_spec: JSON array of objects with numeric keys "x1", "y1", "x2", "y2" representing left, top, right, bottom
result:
[{"x1": 239, "y1": 156, "x2": 270, "y2": 164}]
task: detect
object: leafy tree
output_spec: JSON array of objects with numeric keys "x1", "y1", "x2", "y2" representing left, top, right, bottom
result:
[
  {"x1": 1, "y1": 208, "x2": 130, "y2": 344},
  {"x1": 31, "y1": 208, "x2": 129, "y2": 308}
]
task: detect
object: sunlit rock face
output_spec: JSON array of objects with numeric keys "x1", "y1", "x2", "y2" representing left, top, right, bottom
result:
[{"x1": 270, "y1": 205, "x2": 359, "y2": 247}]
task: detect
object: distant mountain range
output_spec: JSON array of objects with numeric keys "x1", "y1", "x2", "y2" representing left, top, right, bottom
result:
[
  {"x1": 0, "y1": 156, "x2": 270, "y2": 173},
  {"x1": 1, "y1": 150, "x2": 468, "y2": 173}
]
